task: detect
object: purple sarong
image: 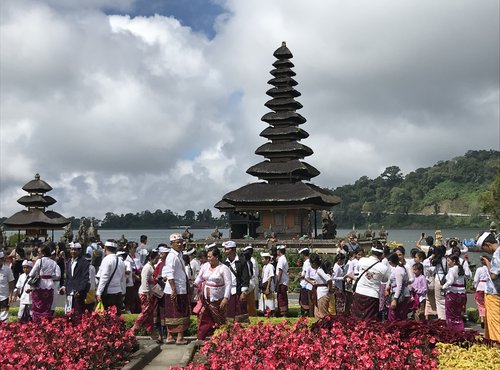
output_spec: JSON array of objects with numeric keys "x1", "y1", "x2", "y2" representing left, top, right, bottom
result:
[
  {"x1": 445, "y1": 292, "x2": 466, "y2": 330},
  {"x1": 31, "y1": 288, "x2": 54, "y2": 321}
]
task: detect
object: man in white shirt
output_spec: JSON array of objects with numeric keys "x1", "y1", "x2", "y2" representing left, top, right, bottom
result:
[
  {"x1": 188, "y1": 248, "x2": 202, "y2": 279},
  {"x1": 298, "y1": 247, "x2": 312, "y2": 317},
  {"x1": 0, "y1": 251, "x2": 15, "y2": 322},
  {"x1": 352, "y1": 243, "x2": 391, "y2": 320},
  {"x1": 96, "y1": 241, "x2": 126, "y2": 314},
  {"x1": 163, "y1": 233, "x2": 190, "y2": 345},
  {"x1": 275, "y1": 245, "x2": 289, "y2": 317}
]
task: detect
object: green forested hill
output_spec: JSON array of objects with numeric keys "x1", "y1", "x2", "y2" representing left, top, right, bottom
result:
[{"x1": 331, "y1": 150, "x2": 499, "y2": 229}]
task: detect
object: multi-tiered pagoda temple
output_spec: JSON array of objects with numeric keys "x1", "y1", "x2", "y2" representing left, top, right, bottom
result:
[
  {"x1": 215, "y1": 42, "x2": 341, "y2": 239},
  {"x1": 3, "y1": 173, "x2": 70, "y2": 239}
]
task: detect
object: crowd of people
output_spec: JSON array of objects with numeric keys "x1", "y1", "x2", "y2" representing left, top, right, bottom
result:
[{"x1": 0, "y1": 230, "x2": 498, "y2": 344}]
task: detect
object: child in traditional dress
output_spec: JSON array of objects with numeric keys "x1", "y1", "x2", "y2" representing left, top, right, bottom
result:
[
  {"x1": 473, "y1": 255, "x2": 490, "y2": 328},
  {"x1": 410, "y1": 262, "x2": 427, "y2": 320},
  {"x1": 15, "y1": 260, "x2": 33, "y2": 322},
  {"x1": 259, "y1": 253, "x2": 275, "y2": 316}
]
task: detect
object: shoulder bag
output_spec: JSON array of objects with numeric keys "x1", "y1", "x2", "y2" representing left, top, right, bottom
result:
[
  {"x1": 103, "y1": 257, "x2": 119, "y2": 295},
  {"x1": 353, "y1": 260, "x2": 380, "y2": 292},
  {"x1": 27, "y1": 258, "x2": 43, "y2": 287},
  {"x1": 151, "y1": 283, "x2": 165, "y2": 299}
]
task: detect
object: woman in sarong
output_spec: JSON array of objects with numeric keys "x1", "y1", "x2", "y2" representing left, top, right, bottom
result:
[
  {"x1": 332, "y1": 253, "x2": 347, "y2": 314},
  {"x1": 306, "y1": 254, "x2": 333, "y2": 319},
  {"x1": 386, "y1": 253, "x2": 411, "y2": 321},
  {"x1": 124, "y1": 242, "x2": 142, "y2": 314},
  {"x1": 152, "y1": 245, "x2": 169, "y2": 340},
  {"x1": 132, "y1": 250, "x2": 160, "y2": 341},
  {"x1": 473, "y1": 256, "x2": 490, "y2": 328},
  {"x1": 442, "y1": 255, "x2": 467, "y2": 330},
  {"x1": 27, "y1": 245, "x2": 59, "y2": 321},
  {"x1": 194, "y1": 247, "x2": 231, "y2": 340},
  {"x1": 428, "y1": 246, "x2": 448, "y2": 320}
]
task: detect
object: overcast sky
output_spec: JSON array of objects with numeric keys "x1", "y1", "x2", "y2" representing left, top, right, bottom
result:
[{"x1": 1, "y1": 0, "x2": 498, "y2": 220}]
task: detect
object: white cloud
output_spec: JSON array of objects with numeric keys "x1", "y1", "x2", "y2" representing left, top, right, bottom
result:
[{"x1": 1, "y1": 0, "x2": 498, "y2": 220}]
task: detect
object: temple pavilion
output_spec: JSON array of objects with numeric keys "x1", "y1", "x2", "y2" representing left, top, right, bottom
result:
[
  {"x1": 3, "y1": 173, "x2": 70, "y2": 240},
  {"x1": 215, "y1": 42, "x2": 341, "y2": 239}
]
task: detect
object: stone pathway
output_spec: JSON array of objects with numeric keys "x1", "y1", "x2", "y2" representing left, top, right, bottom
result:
[{"x1": 141, "y1": 338, "x2": 199, "y2": 370}]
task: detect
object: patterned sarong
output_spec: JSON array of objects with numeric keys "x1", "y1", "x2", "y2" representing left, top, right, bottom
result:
[
  {"x1": 246, "y1": 289, "x2": 257, "y2": 316},
  {"x1": 474, "y1": 291, "x2": 485, "y2": 317},
  {"x1": 352, "y1": 293, "x2": 379, "y2": 320},
  {"x1": 31, "y1": 288, "x2": 54, "y2": 321},
  {"x1": 334, "y1": 287, "x2": 345, "y2": 314},
  {"x1": 388, "y1": 296, "x2": 411, "y2": 321},
  {"x1": 226, "y1": 294, "x2": 249, "y2": 323},
  {"x1": 299, "y1": 287, "x2": 310, "y2": 311},
  {"x1": 314, "y1": 295, "x2": 330, "y2": 319},
  {"x1": 277, "y1": 284, "x2": 288, "y2": 316},
  {"x1": 197, "y1": 297, "x2": 226, "y2": 340},
  {"x1": 445, "y1": 292, "x2": 466, "y2": 330},
  {"x1": 134, "y1": 293, "x2": 156, "y2": 332},
  {"x1": 164, "y1": 294, "x2": 190, "y2": 333}
]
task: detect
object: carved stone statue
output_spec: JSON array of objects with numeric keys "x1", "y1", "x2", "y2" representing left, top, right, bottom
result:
[
  {"x1": 379, "y1": 226, "x2": 388, "y2": 240},
  {"x1": 62, "y1": 223, "x2": 73, "y2": 244},
  {"x1": 364, "y1": 224, "x2": 374, "y2": 239},
  {"x1": 118, "y1": 234, "x2": 128, "y2": 247},
  {"x1": 210, "y1": 226, "x2": 222, "y2": 240},
  {"x1": 435, "y1": 230, "x2": 442, "y2": 247},
  {"x1": 490, "y1": 221, "x2": 497, "y2": 235},
  {"x1": 266, "y1": 231, "x2": 277, "y2": 249},
  {"x1": 321, "y1": 210, "x2": 335, "y2": 239},
  {"x1": 264, "y1": 224, "x2": 274, "y2": 239},
  {"x1": 87, "y1": 217, "x2": 99, "y2": 241},
  {"x1": 0, "y1": 226, "x2": 6, "y2": 248},
  {"x1": 182, "y1": 227, "x2": 193, "y2": 242},
  {"x1": 77, "y1": 217, "x2": 88, "y2": 244}
]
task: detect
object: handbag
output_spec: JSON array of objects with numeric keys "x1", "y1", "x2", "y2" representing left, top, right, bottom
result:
[
  {"x1": 28, "y1": 259, "x2": 43, "y2": 287},
  {"x1": 151, "y1": 283, "x2": 164, "y2": 299},
  {"x1": 95, "y1": 301, "x2": 105, "y2": 313}
]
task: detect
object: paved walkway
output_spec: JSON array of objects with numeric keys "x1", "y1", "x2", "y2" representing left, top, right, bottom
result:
[{"x1": 142, "y1": 339, "x2": 198, "y2": 370}]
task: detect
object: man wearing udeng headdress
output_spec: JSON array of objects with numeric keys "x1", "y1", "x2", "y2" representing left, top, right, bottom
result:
[{"x1": 163, "y1": 233, "x2": 190, "y2": 345}]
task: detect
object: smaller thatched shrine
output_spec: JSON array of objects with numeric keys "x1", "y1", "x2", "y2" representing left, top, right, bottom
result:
[{"x1": 3, "y1": 173, "x2": 70, "y2": 240}]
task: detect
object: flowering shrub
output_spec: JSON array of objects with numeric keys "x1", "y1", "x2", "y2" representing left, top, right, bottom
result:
[
  {"x1": 311, "y1": 315, "x2": 495, "y2": 347},
  {"x1": 0, "y1": 309, "x2": 138, "y2": 369},
  {"x1": 176, "y1": 315, "x2": 499, "y2": 370},
  {"x1": 437, "y1": 343, "x2": 500, "y2": 369},
  {"x1": 178, "y1": 318, "x2": 438, "y2": 369}
]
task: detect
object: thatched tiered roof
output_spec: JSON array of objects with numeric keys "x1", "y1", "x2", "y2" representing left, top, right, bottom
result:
[
  {"x1": 216, "y1": 42, "x2": 341, "y2": 211},
  {"x1": 3, "y1": 173, "x2": 70, "y2": 230}
]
